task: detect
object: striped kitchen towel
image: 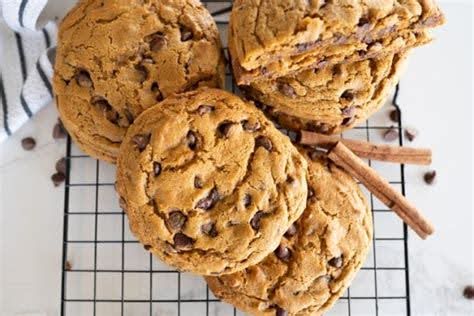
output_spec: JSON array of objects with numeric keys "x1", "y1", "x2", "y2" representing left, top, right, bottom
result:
[{"x1": 0, "y1": 0, "x2": 57, "y2": 142}]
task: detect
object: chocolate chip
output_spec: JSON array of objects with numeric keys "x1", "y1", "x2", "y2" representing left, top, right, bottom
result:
[
  {"x1": 463, "y1": 285, "x2": 474, "y2": 299},
  {"x1": 53, "y1": 120, "x2": 67, "y2": 139},
  {"x1": 284, "y1": 224, "x2": 297, "y2": 238},
  {"x1": 151, "y1": 82, "x2": 160, "y2": 93},
  {"x1": 153, "y1": 162, "x2": 161, "y2": 176},
  {"x1": 149, "y1": 33, "x2": 166, "y2": 51},
  {"x1": 91, "y1": 96, "x2": 111, "y2": 111},
  {"x1": 383, "y1": 127, "x2": 399, "y2": 142},
  {"x1": 341, "y1": 116, "x2": 355, "y2": 126},
  {"x1": 404, "y1": 127, "x2": 418, "y2": 142},
  {"x1": 65, "y1": 260, "x2": 72, "y2": 271},
  {"x1": 51, "y1": 172, "x2": 66, "y2": 187},
  {"x1": 105, "y1": 110, "x2": 119, "y2": 123},
  {"x1": 274, "y1": 244, "x2": 291, "y2": 262},
  {"x1": 389, "y1": 109, "x2": 399, "y2": 123},
  {"x1": 124, "y1": 108, "x2": 134, "y2": 124},
  {"x1": 56, "y1": 157, "x2": 66, "y2": 174},
  {"x1": 21, "y1": 137, "x2": 36, "y2": 150},
  {"x1": 275, "y1": 306, "x2": 288, "y2": 316},
  {"x1": 342, "y1": 106, "x2": 356, "y2": 117},
  {"x1": 173, "y1": 233, "x2": 194, "y2": 250},
  {"x1": 358, "y1": 17, "x2": 370, "y2": 27},
  {"x1": 143, "y1": 245, "x2": 152, "y2": 251},
  {"x1": 132, "y1": 134, "x2": 150, "y2": 151},
  {"x1": 278, "y1": 82, "x2": 296, "y2": 98},
  {"x1": 243, "y1": 194, "x2": 252, "y2": 208},
  {"x1": 194, "y1": 176, "x2": 203, "y2": 189},
  {"x1": 166, "y1": 210, "x2": 187, "y2": 232},
  {"x1": 135, "y1": 64, "x2": 148, "y2": 83},
  {"x1": 218, "y1": 121, "x2": 234, "y2": 137},
  {"x1": 242, "y1": 120, "x2": 261, "y2": 132},
  {"x1": 250, "y1": 211, "x2": 265, "y2": 230},
  {"x1": 180, "y1": 26, "x2": 193, "y2": 41},
  {"x1": 76, "y1": 70, "x2": 92, "y2": 88},
  {"x1": 196, "y1": 188, "x2": 219, "y2": 210},
  {"x1": 307, "y1": 188, "x2": 315, "y2": 199},
  {"x1": 187, "y1": 131, "x2": 198, "y2": 149},
  {"x1": 197, "y1": 105, "x2": 214, "y2": 115},
  {"x1": 341, "y1": 90, "x2": 354, "y2": 101},
  {"x1": 328, "y1": 256, "x2": 343, "y2": 268},
  {"x1": 255, "y1": 136, "x2": 272, "y2": 151},
  {"x1": 201, "y1": 222, "x2": 218, "y2": 237},
  {"x1": 423, "y1": 170, "x2": 436, "y2": 185}
]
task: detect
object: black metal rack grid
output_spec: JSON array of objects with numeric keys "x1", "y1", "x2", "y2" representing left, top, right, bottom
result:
[{"x1": 60, "y1": 1, "x2": 411, "y2": 315}]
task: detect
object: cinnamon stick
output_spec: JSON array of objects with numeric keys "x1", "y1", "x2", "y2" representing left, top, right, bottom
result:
[
  {"x1": 328, "y1": 141, "x2": 434, "y2": 239},
  {"x1": 299, "y1": 130, "x2": 432, "y2": 165}
]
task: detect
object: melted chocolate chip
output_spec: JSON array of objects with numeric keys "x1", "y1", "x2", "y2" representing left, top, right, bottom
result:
[
  {"x1": 166, "y1": 210, "x2": 187, "y2": 232},
  {"x1": 328, "y1": 256, "x2": 343, "y2": 268},
  {"x1": 201, "y1": 222, "x2": 218, "y2": 237},
  {"x1": 187, "y1": 131, "x2": 198, "y2": 150},
  {"x1": 180, "y1": 26, "x2": 193, "y2": 41},
  {"x1": 151, "y1": 82, "x2": 160, "y2": 93},
  {"x1": 76, "y1": 70, "x2": 92, "y2": 88},
  {"x1": 383, "y1": 127, "x2": 399, "y2": 142},
  {"x1": 91, "y1": 96, "x2": 111, "y2": 111},
  {"x1": 218, "y1": 121, "x2": 234, "y2": 137},
  {"x1": 341, "y1": 90, "x2": 354, "y2": 101},
  {"x1": 250, "y1": 211, "x2": 265, "y2": 230},
  {"x1": 275, "y1": 306, "x2": 288, "y2": 316},
  {"x1": 197, "y1": 105, "x2": 214, "y2": 115},
  {"x1": 242, "y1": 120, "x2": 261, "y2": 132},
  {"x1": 274, "y1": 245, "x2": 291, "y2": 262},
  {"x1": 153, "y1": 162, "x2": 161, "y2": 176},
  {"x1": 194, "y1": 176, "x2": 203, "y2": 189},
  {"x1": 255, "y1": 136, "x2": 273, "y2": 151},
  {"x1": 278, "y1": 82, "x2": 296, "y2": 98},
  {"x1": 124, "y1": 108, "x2": 134, "y2": 124},
  {"x1": 342, "y1": 106, "x2": 356, "y2": 117},
  {"x1": 105, "y1": 110, "x2": 119, "y2": 124},
  {"x1": 173, "y1": 233, "x2": 194, "y2": 250},
  {"x1": 284, "y1": 224, "x2": 297, "y2": 238},
  {"x1": 21, "y1": 137, "x2": 36, "y2": 151},
  {"x1": 149, "y1": 33, "x2": 167, "y2": 51},
  {"x1": 135, "y1": 64, "x2": 148, "y2": 83},
  {"x1": 243, "y1": 194, "x2": 252, "y2": 208},
  {"x1": 196, "y1": 188, "x2": 219, "y2": 210},
  {"x1": 358, "y1": 17, "x2": 370, "y2": 27},
  {"x1": 132, "y1": 134, "x2": 150, "y2": 151}
]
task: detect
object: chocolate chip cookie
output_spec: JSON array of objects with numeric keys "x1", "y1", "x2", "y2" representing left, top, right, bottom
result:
[
  {"x1": 206, "y1": 151, "x2": 373, "y2": 315},
  {"x1": 229, "y1": 0, "x2": 444, "y2": 84},
  {"x1": 244, "y1": 53, "x2": 408, "y2": 134},
  {"x1": 53, "y1": 0, "x2": 225, "y2": 163},
  {"x1": 116, "y1": 88, "x2": 308, "y2": 275}
]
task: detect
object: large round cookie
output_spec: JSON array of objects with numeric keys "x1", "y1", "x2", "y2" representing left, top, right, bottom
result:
[
  {"x1": 116, "y1": 88, "x2": 308, "y2": 275},
  {"x1": 244, "y1": 53, "x2": 407, "y2": 134},
  {"x1": 206, "y1": 151, "x2": 372, "y2": 315},
  {"x1": 53, "y1": 0, "x2": 225, "y2": 163}
]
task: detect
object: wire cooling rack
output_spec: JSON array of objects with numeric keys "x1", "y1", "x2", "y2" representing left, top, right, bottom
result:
[{"x1": 60, "y1": 1, "x2": 411, "y2": 315}]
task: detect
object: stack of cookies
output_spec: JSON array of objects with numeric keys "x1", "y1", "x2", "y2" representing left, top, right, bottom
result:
[{"x1": 53, "y1": 0, "x2": 444, "y2": 315}]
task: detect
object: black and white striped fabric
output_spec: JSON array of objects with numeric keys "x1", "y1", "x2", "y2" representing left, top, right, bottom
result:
[{"x1": 0, "y1": 0, "x2": 56, "y2": 142}]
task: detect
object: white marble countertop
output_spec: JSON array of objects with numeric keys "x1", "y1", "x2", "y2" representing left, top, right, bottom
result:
[{"x1": 0, "y1": 1, "x2": 473, "y2": 315}]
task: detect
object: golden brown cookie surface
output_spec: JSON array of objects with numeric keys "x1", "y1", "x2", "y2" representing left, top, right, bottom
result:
[
  {"x1": 229, "y1": 0, "x2": 443, "y2": 84},
  {"x1": 244, "y1": 53, "x2": 408, "y2": 134},
  {"x1": 116, "y1": 88, "x2": 308, "y2": 275},
  {"x1": 54, "y1": 0, "x2": 225, "y2": 162},
  {"x1": 206, "y1": 151, "x2": 372, "y2": 315}
]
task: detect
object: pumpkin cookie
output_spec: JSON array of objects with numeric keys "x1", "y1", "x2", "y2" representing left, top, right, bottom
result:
[
  {"x1": 206, "y1": 150, "x2": 372, "y2": 315},
  {"x1": 116, "y1": 88, "x2": 308, "y2": 275},
  {"x1": 53, "y1": 0, "x2": 225, "y2": 162}
]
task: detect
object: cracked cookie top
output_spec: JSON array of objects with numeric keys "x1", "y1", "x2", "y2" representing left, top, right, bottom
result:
[
  {"x1": 53, "y1": 0, "x2": 225, "y2": 163},
  {"x1": 229, "y1": 0, "x2": 443, "y2": 83},
  {"x1": 206, "y1": 151, "x2": 372, "y2": 315},
  {"x1": 116, "y1": 88, "x2": 308, "y2": 275},
  {"x1": 245, "y1": 53, "x2": 408, "y2": 134}
]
